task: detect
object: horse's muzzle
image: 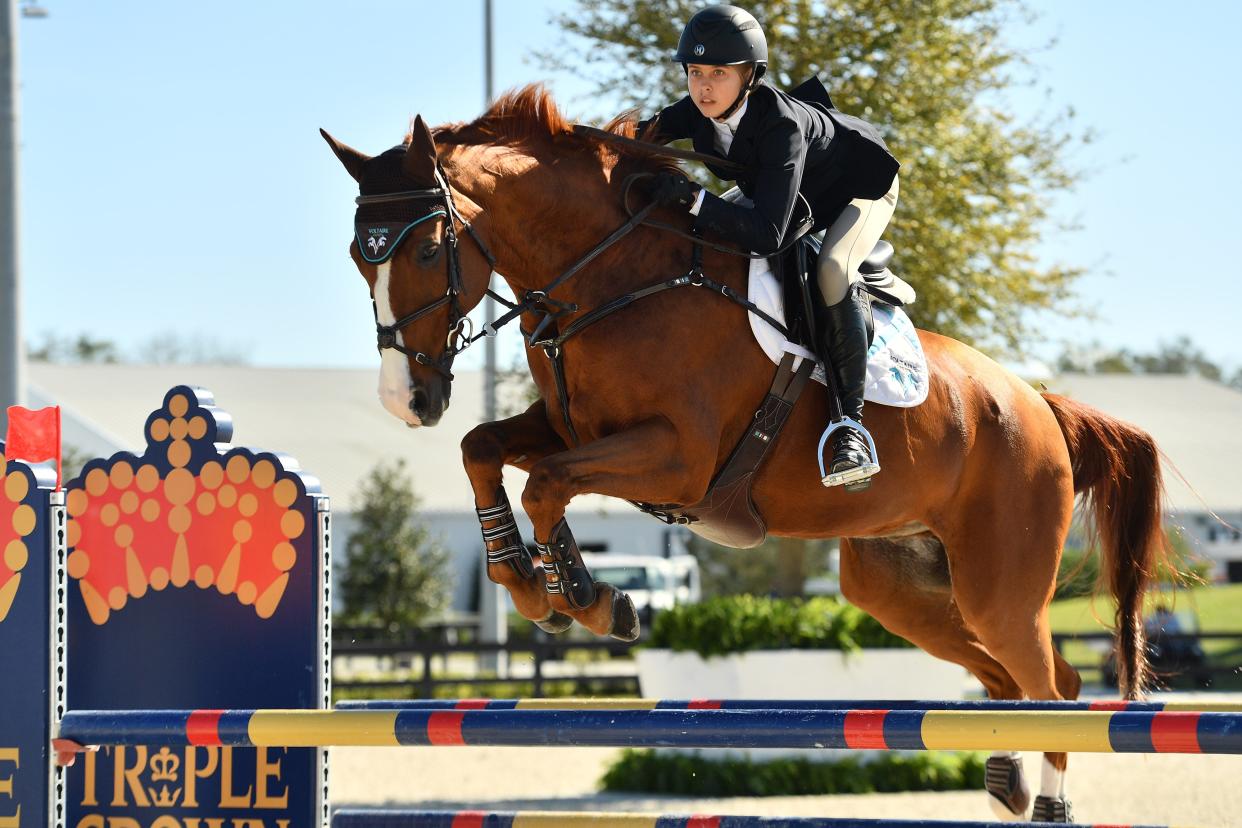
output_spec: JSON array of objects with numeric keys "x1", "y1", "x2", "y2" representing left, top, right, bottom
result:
[{"x1": 410, "y1": 377, "x2": 451, "y2": 426}]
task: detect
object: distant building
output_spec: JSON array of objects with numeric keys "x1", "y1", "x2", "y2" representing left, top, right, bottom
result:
[
  {"x1": 26, "y1": 364, "x2": 690, "y2": 615},
  {"x1": 26, "y1": 365, "x2": 1241, "y2": 620},
  {"x1": 1045, "y1": 374, "x2": 1242, "y2": 582}
]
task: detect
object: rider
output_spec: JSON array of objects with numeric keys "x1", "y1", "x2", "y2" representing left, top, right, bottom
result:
[{"x1": 637, "y1": 4, "x2": 900, "y2": 490}]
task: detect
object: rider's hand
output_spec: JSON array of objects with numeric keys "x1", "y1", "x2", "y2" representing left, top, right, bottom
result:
[{"x1": 651, "y1": 172, "x2": 700, "y2": 210}]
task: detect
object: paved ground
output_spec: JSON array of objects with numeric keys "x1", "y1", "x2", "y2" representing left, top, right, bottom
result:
[{"x1": 330, "y1": 745, "x2": 1242, "y2": 826}]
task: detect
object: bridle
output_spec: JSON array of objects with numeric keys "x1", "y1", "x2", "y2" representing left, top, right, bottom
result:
[
  {"x1": 357, "y1": 164, "x2": 499, "y2": 381},
  {"x1": 354, "y1": 138, "x2": 809, "y2": 416}
]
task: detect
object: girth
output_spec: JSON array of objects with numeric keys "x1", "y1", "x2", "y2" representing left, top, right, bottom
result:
[
  {"x1": 634, "y1": 351, "x2": 815, "y2": 548},
  {"x1": 525, "y1": 239, "x2": 817, "y2": 548}
]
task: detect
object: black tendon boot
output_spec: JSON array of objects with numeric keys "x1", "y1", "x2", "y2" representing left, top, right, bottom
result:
[{"x1": 820, "y1": 288, "x2": 880, "y2": 491}]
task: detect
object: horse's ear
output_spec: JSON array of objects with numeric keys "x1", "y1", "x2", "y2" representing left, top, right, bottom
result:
[
  {"x1": 320, "y1": 129, "x2": 369, "y2": 183},
  {"x1": 404, "y1": 115, "x2": 438, "y2": 183}
]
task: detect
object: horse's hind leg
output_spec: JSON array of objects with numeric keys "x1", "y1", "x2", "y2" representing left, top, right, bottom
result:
[
  {"x1": 461, "y1": 400, "x2": 572, "y2": 634},
  {"x1": 937, "y1": 480, "x2": 1081, "y2": 823},
  {"x1": 840, "y1": 535, "x2": 1033, "y2": 821}
]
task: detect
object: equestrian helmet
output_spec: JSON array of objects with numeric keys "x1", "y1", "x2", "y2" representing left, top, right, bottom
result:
[{"x1": 673, "y1": 4, "x2": 768, "y2": 81}]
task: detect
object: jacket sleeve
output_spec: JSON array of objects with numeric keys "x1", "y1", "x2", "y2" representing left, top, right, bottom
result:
[
  {"x1": 692, "y1": 117, "x2": 805, "y2": 254},
  {"x1": 636, "y1": 96, "x2": 698, "y2": 144}
]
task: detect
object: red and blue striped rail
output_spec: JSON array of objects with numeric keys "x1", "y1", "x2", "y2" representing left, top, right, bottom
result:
[
  {"x1": 335, "y1": 697, "x2": 1242, "y2": 713},
  {"x1": 57, "y1": 707, "x2": 1242, "y2": 754},
  {"x1": 329, "y1": 809, "x2": 1174, "y2": 827}
]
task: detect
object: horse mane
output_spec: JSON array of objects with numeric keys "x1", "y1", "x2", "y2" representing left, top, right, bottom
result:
[{"x1": 426, "y1": 84, "x2": 680, "y2": 176}]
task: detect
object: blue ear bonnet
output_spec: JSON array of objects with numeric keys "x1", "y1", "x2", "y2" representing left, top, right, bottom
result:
[{"x1": 353, "y1": 146, "x2": 446, "y2": 265}]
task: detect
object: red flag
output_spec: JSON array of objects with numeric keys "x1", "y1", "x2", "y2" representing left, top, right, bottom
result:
[{"x1": 5, "y1": 405, "x2": 62, "y2": 488}]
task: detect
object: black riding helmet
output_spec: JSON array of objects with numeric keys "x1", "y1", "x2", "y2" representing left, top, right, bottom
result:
[
  {"x1": 674, "y1": 5, "x2": 768, "y2": 76},
  {"x1": 673, "y1": 5, "x2": 768, "y2": 119}
]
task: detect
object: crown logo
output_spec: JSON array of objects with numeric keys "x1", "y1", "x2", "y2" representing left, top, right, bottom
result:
[
  {"x1": 64, "y1": 388, "x2": 316, "y2": 625},
  {"x1": 0, "y1": 452, "x2": 36, "y2": 624},
  {"x1": 149, "y1": 783, "x2": 182, "y2": 808},
  {"x1": 145, "y1": 747, "x2": 183, "y2": 807}
]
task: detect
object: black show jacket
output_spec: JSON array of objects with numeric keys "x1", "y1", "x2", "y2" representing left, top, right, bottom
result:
[{"x1": 639, "y1": 78, "x2": 899, "y2": 254}]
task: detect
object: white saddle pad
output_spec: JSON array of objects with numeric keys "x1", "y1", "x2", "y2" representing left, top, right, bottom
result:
[{"x1": 747, "y1": 256, "x2": 930, "y2": 408}]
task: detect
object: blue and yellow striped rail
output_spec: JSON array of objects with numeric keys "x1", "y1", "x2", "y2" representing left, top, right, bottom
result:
[
  {"x1": 329, "y1": 809, "x2": 1178, "y2": 827},
  {"x1": 57, "y1": 707, "x2": 1242, "y2": 754},
  {"x1": 336, "y1": 697, "x2": 1242, "y2": 713}
]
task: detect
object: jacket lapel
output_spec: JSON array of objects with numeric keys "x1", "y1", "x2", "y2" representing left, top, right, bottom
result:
[{"x1": 725, "y1": 99, "x2": 761, "y2": 163}]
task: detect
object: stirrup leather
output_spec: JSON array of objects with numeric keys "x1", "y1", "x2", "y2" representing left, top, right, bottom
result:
[
  {"x1": 816, "y1": 418, "x2": 880, "y2": 487},
  {"x1": 535, "y1": 517, "x2": 598, "y2": 610},
  {"x1": 476, "y1": 489, "x2": 535, "y2": 580}
]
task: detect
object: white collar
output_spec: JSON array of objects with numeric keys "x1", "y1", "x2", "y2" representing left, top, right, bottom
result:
[{"x1": 712, "y1": 98, "x2": 748, "y2": 133}]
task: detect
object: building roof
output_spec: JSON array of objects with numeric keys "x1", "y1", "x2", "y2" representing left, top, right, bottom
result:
[
  {"x1": 27, "y1": 365, "x2": 1241, "y2": 516},
  {"x1": 1043, "y1": 374, "x2": 1242, "y2": 513},
  {"x1": 26, "y1": 363, "x2": 625, "y2": 514}
]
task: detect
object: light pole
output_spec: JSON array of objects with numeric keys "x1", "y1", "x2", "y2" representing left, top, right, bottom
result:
[
  {"x1": 482, "y1": 0, "x2": 496, "y2": 425},
  {"x1": 0, "y1": 0, "x2": 23, "y2": 437},
  {"x1": 478, "y1": 0, "x2": 508, "y2": 674}
]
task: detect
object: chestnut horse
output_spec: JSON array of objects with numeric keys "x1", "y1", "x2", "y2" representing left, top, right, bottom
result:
[{"x1": 323, "y1": 87, "x2": 1167, "y2": 821}]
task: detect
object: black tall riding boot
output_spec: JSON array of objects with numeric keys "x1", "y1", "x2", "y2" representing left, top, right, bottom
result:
[{"x1": 819, "y1": 288, "x2": 880, "y2": 490}]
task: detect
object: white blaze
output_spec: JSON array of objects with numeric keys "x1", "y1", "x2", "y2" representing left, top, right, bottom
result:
[{"x1": 374, "y1": 261, "x2": 422, "y2": 426}]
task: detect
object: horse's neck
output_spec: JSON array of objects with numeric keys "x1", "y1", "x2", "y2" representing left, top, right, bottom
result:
[{"x1": 444, "y1": 142, "x2": 661, "y2": 302}]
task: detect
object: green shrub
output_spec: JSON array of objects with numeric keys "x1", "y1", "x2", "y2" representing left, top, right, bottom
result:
[
  {"x1": 601, "y1": 749, "x2": 984, "y2": 796},
  {"x1": 647, "y1": 595, "x2": 911, "y2": 657}
]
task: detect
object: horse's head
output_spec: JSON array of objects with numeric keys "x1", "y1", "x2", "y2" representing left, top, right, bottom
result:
[{"x1": 322, "y1": 117, "x2": 493, "y2": 427}]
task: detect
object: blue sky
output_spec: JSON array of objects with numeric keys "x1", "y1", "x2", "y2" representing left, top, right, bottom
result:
[{"x1": 14, "y1": 1, "x2": 1242, "y2": 373}]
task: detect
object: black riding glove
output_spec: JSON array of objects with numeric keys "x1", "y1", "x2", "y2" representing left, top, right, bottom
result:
[{"x1": 651, "y1": 172, "x2": 700, "y2": 210}]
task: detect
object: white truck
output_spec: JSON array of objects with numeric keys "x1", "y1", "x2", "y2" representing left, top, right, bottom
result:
[{"x1": 580, "y1": 553, "x2": 702, "y2": 623}]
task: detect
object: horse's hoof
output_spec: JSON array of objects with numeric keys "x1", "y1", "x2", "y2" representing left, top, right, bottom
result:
[
  {"x1": 985, "y1": 754, "x2": 1030, "y2": 821},
  {"x1": 605, "y1": 586, "x2": 640, "y2": 642},
  {"x1": 1031, "y1": 795, "x2": 1073, "y2": 823},
  {"x1": 534, "y1": 611, "x2": 574, "y2": 634}
]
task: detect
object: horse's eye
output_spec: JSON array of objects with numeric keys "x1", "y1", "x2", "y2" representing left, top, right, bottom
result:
[{"x1": 420, "y1": 243, "x2": 440, "y2": 261}]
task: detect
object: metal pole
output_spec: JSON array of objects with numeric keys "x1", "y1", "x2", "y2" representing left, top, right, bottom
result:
[
  {"x1": 482, "y1": 0, "x2": 496, "y2": 424},
  {"x1": 0, "y1": 0, "x2": 23, "y2": 436},
  {"x1": 477, "y1": 0, "x2": 508, "y2": 677}
]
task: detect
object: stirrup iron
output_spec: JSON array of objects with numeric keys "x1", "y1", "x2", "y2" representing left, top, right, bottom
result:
[{"x1": 816, "y1": 417, "x2": 880, "y2": 488}]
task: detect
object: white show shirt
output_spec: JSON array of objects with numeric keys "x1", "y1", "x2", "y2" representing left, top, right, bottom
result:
[{"x1": 689, "y1": 99, "x2": 749, "y2": 216}]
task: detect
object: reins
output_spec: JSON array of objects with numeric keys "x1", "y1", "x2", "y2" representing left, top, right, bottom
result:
[{"x1": 368, "y1": 124, "x2": 814, "y2": 448}]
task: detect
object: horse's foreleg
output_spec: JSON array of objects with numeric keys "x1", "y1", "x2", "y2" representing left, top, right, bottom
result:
[
  {"x1": 461, "y1": 400, "x2": 573, "y2": 634},
  {"x1": 521, "y1": 417, "x2": 704, "y2": 641}
]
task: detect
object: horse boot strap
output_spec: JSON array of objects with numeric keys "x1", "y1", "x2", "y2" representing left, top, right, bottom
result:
[
  {"x1": 476, "y1": 488, "x2": 535, "y2": 581},
  {"x1": 536, "y1": 517, "x2": 598, "y2": 610}
]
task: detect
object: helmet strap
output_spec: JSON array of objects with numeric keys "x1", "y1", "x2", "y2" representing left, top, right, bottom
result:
[{"x1": 716, "y1": 66, "x2": 756, "y2": 121}]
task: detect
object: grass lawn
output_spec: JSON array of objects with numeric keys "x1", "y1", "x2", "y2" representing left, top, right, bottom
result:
[
  {"x1": 1049, "y1": 582, "x2": 1242, "y2": 633},
  {"x1": 1048, "y1": 583, "x2": 1242, "y2": 690}
]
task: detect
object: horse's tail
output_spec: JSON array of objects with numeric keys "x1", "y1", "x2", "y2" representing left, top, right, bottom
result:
[{"x1": 1042, "y1": 392, "x2": 1169, "y2": 699}]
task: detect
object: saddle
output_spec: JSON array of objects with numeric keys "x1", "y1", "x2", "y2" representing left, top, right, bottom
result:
[{"x1": 639, "y1": 225, "x2": 917, "y2": 549}]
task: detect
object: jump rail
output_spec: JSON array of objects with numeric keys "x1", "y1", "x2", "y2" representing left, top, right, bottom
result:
[{"x1": 57, "y1": 707, "x2": 1242, "y2": 754}]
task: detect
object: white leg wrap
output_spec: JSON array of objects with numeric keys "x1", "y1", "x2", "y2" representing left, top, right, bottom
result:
[{"x1": 1040, "y1": 755, "x2": 1066, "y2": 798}]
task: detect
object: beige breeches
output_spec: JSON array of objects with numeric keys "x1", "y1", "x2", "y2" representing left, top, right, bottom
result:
[{"x1": 816, "y1": 175, "x2": 899, "y2": 305}]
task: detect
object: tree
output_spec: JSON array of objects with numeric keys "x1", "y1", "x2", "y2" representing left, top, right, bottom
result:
[
  {"x1": 689, "y1": 533, "x2": 834, "y2": 598},
  {"x1": 336, "y1": 459, "x2": 451, "y2": 634},
  {"x1": 538, "y1": 0, "x2": 1088, "y2": 353},
  {"x1": 1057, "y1": 336, "x2": 1236, "y2": 387}
]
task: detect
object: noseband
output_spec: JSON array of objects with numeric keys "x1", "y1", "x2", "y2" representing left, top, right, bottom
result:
[{"x1": 356, "y1": 164, "x2": 496, "y2": 380}]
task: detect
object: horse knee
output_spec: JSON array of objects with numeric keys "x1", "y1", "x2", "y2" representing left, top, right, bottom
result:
[
  {"x1": 461, "y1": 424, "x2": 503, "y2": 472},
  {"x1": 522, "y1": 459, "x2": 573, "y2": 519}
]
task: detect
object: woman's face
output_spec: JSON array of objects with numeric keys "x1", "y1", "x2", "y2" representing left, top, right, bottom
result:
[{"x1": 687, "y1": 63, "x2": 748, "y2": 120}]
